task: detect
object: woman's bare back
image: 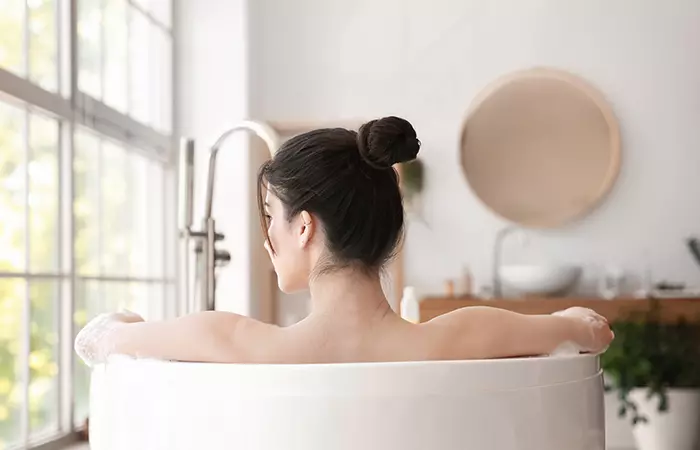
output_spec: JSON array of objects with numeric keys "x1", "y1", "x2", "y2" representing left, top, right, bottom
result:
[
  {"x1": 218, "y1": 311, "x2": 432, "y2": 364},
  {"x1": 230, "y1": 305, "x2": 608, "y2": 364}
]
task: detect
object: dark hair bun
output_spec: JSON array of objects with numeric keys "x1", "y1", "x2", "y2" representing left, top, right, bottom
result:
[{"x1": 357, "y1": 116, "x2": 420, "y2": 169}]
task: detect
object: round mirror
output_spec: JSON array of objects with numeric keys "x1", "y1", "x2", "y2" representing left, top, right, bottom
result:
[{"x1": 460, "y1": 68, "x2": 621, "y2": 228}]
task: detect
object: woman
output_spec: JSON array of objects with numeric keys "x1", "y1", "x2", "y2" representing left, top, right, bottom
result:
[{"x1": 75, "y1": 116, "x2": 613, "y2": 366}]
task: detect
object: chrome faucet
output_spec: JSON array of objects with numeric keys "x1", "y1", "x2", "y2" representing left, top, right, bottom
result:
[
  {"x1": 179, "y1": 121, "x2": 281, "y2": 312},
  {"x1": 492, "y1": 225, "x2": 521, "y2": 298}
]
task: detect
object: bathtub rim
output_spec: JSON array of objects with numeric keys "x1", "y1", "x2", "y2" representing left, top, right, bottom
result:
[
  {"x1": 91, "y1": 352, "x2": 601, "y2": 394},
  {"x1": 101, "y1": 351, "x2": 600, "y2": 368}
]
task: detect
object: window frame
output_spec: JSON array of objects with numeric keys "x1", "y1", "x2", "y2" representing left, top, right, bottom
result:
[{"x1": 0, "y1": 0, "x2": 177, "y2": 448}]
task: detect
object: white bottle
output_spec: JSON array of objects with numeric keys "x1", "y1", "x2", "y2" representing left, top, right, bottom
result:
[{"x1": 400, "y1": 286, "x2": 420, "y2": 324}]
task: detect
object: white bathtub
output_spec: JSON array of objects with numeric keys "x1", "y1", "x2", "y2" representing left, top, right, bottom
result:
[{"x1": 89, "y1": 354, "x2": 605, "y2": 450}]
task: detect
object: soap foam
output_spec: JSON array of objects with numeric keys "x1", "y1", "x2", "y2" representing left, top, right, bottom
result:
[
  {"x1": 74, "y1": 310, "x2": 141, "y2": 367},
  {"x1": 548, "y1": 341, "x2": 583, "y2": 357}
]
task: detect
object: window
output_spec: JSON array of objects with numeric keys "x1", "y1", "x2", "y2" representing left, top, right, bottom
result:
[{"x1": 0, "y1": 1, "x2": 176, "y2": 449}]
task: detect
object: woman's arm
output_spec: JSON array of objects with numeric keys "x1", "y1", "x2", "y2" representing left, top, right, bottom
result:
[
  {"x1": 75, "y1": 311, "x2": 269, "y2": 366},
  {"x1": 430, "y1": 306, "x2": 613, "y2": 360},
  {"x1": 113, "y1": 311, "x2": 252, "y2": 362}
]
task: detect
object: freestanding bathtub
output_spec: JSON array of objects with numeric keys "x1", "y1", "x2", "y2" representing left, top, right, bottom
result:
[{"x1": 89, "y1": 354, "x2": 605, "y2": 450}]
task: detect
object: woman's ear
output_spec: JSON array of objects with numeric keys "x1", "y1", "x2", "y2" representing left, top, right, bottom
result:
[{"x1": 299, "y1": 210, "x2": 313, "y2": 247}]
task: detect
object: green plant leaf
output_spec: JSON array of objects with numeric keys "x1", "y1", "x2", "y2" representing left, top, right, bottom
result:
[
  {"x1": 600, "y1": 300, "x2": 700, "y2": 425},
  {"x1": 618, "y1": 405, "x2": 627, "y2": 417}
]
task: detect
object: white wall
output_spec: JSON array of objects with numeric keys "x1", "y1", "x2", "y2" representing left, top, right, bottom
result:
[
  {"x1": 247, "y1": 1, "x2": 700, "y2": 447},
  {"x1": 175, "y1": 0, "x2": 253, "y2": 315}
]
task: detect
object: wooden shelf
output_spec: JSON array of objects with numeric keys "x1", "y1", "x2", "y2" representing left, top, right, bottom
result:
[{"x1": 419, "y1": 296, "x2": 700, "y2": 323}]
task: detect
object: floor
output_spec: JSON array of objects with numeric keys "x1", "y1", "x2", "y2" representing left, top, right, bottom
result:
[{"x1": 61, "y1": 443, "x2": 637, "y2": 449}]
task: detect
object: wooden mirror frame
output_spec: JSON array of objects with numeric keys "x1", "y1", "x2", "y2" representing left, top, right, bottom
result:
[{"x1": 459, "y1": 67, "x2": 622, "y2": 228}]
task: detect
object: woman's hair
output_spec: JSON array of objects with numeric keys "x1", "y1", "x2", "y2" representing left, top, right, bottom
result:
[{"x1": 257, "y1": 116, "x2": 420, "y2": 272}]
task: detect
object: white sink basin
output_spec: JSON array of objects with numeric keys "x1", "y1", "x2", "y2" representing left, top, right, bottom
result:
[{"x1": 499, "y1": 264, "x2": 582, "y2": 297}]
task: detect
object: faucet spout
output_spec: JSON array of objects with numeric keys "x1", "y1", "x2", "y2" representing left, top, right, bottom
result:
[
  {"x1": 179, "y1": 120, "x2": 281, "y2": 313},
  {"x1": 204, "y1": 121, "x2": 281, "y2": 220}
]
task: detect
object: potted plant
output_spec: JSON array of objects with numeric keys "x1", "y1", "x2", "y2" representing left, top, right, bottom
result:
[
  {"x1": 601, "y1": 299, "x2": 700, "y2": 450},
  {"x1": 398, "y1": 158, "x2": 425, "y2": 217}
]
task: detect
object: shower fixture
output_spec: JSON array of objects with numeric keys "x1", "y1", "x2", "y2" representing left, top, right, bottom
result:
[{"x1": 179, "y1": 121, "x2": 281, "y2": 312}]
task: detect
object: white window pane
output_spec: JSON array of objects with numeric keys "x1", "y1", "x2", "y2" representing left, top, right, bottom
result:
[
  {"x1": 101, "y1": 140, "x2": 129, "y2": 277},
  {"x1": 0, "y1": 101, "x2": 26, "y2": 273},
  {"x1": 74, "y1": 129, "x2": 101, "y2": 275},
  {"x1": 162, "y1": 168, "x2": 175, "y2": 277},
  {"x1": 28, "y1": 113, "x2": 59, "y2": 273},
  {"x1": 129, "y1": 153, "x2": 149, "y2": 276},
  {"x1": 72, "y1": 279, "x2": 101, "y2": 427},
  {"x1": 102, "y1": 280, "x2": 126, "y2": 312},
  {"x1": 0, "y1": 0, "x2": 25, "y2": 77},
  {"x1": 0, "y1": 278, "x2": 25, "y2": 449},
  {"x1": 28, "y1": 0, "x2": 57, "y2": 92},
  {"x1": 126, "y1": 282, "x2": 149, "y2": 318},
  {"x1": 78, "y1": 0, "x2": 102, "y2": 99},
  {"x1": 147, "y1": 160, "x2": 164, "y2": 278},
  {"x1": 151, "y1": 28, "x2": 172, "y2": 134},
  {"x1": 128, "y1": 8, "x2": 150, "y2": 125},
  {"x1": 120, "y1": 283, "x2": 165, "y2": 322},
  {"x1": 147, "y1": 283, "x2": 164, "y2": 320},
  {"x1": 103, "y1": 0, "x2": 127, "y2": 112},
  {"x1": 72, "y1": 341, "x2": 90, "y2": 428},
  {"x1": 164, "y1": 282, "x2": 175, "y2": 317},
  {"x1": 29, "y1": 280, "x2": 59, "y2": 437}
]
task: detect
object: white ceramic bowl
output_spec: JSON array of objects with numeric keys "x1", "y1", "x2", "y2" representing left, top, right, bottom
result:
[{"x1": 499, "y1": 264, "x2": 582, "y2": 297}]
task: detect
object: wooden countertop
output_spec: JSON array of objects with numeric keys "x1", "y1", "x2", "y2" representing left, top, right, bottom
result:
[{"x1": 419, "y1": 296, "x2": 700, "y2": 323}]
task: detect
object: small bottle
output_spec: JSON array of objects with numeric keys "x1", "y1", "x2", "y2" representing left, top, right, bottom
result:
[
  {"x1": 462, "y1": 266, "x2": 473, "y2": 296},
  {"x1": 444, "y1": 280, "x2": 455, "y2": 297},
  {"x1": 400, "y1": 286, "x2": 420, "y2": 324}
]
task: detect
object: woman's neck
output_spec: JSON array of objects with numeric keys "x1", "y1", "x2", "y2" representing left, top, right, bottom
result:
[{"x1": 308, "y1": 268, "x2": 392, "y2": 321}]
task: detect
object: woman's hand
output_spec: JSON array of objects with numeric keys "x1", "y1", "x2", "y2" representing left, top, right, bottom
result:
[
  {"x1": 551, "y1": 307, "x2": 614, "y2": 353},
  {"x1": 74, "y1": 310, "x2": 145, "y2": 367}
]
